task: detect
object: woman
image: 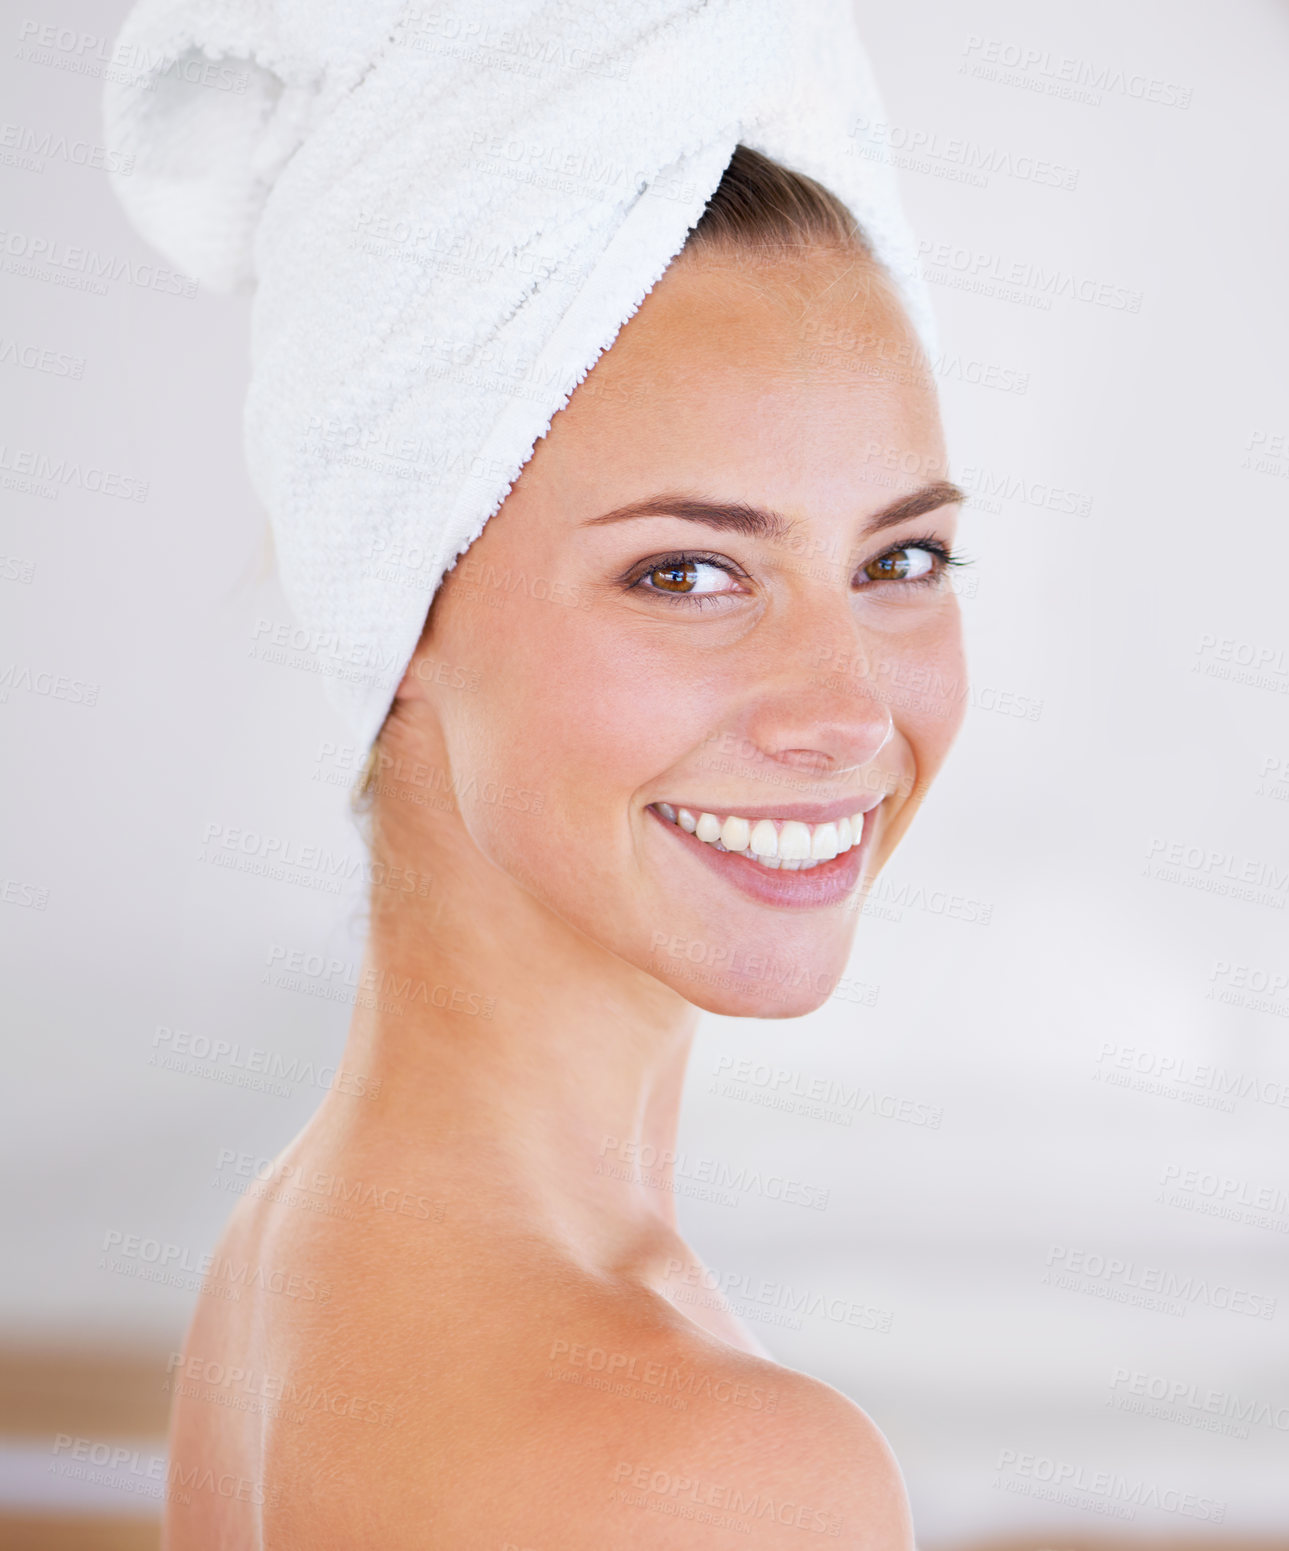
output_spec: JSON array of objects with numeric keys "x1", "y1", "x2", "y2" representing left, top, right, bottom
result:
[
  {"x1": 104, "y1": 1, "x2": 967, "y2": 1541},
  {"x1": 161, "y1": 144, "x2": 967, "y2": 1548}
]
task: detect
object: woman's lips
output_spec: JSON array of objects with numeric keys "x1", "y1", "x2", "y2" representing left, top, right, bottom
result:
[{"x1": 647, "y1": 803, "x2": 874, "y2": 909}]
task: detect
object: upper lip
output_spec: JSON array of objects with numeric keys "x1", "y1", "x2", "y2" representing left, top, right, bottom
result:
[{"x1": 652, "y1": 796, "x2": 887, "y2": 824}]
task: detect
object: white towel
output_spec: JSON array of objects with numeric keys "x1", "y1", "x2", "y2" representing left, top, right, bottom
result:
[{"x1": 104, "y1": 0, "x2": 935, "y2": 750}]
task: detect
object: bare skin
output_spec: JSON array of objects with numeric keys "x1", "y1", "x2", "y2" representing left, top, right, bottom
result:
[{"x1": 165, "y1": 244, "x2": 966, "y2": 1548}]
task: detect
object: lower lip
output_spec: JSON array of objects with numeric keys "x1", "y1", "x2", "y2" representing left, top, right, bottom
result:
[{"x1": 648, "y1": 809, "x2": 874, "y2": 910}]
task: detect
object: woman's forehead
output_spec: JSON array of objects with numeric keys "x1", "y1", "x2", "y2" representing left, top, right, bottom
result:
[
  {"x1": 553, "y1": 250, "x2": 932, "y2": 446},
  {"x1": 602, "y1": 247, "x2": 916, "y2": 371},
  {"x1": 528, "y1": 251, "x2": 943, "y2": 515}
]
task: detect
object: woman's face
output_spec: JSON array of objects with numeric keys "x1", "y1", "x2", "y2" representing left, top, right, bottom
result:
[{"x1": 397, "y1": 246, "x2": 966, "y2": 1017}]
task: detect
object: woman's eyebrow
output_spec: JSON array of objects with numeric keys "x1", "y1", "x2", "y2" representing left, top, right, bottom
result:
[
  {"x1": 583, "y1": 481, "x2": 964, "y2": 541},
  {"x1": 583, "y1": 494, "x2": 795, "y2": 539}
]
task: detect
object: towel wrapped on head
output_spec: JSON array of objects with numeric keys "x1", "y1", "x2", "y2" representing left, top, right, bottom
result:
[{"x1": 104, "y1": 0, "x2": 934, "y2": 750}]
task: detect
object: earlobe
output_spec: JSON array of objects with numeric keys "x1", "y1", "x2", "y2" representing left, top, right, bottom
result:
[
  {"x1": 393, "y1": 658, "x2": 430, "y2": 705},
  {"x1": 393, "y1": 611, "x2": 444, "y2": 706}
]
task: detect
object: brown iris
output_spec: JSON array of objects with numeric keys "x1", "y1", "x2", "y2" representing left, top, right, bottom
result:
[
  {"x1": 863, "y1": 549, "x2": 914, "y2": 581},
  {"x1": 649, "y1": 561, "x2": 698, "y2": 593}
]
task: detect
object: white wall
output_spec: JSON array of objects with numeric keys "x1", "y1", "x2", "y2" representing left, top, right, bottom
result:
[{"x1": 1, "y1": 0, "x2": 1286, "y2": 1540}]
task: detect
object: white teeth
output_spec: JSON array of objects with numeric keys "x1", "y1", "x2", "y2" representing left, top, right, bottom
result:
[
  {"x1": 810, "y1": 823, "x2": 839, "y2": 861},
  {"x1": 749, "y1": 820, "x2": 778, "y2": 858},
  {"x1": 721, "y1": 815, "x2": 751, "y2": 853},
  {"x1": 695, "y1": 812, "x2": 722, "y2": 843},
  {"x1": 778, "y1": 821, "x2": 812, "y2": 860},
  {"x1": 655, "y1": 803, "x2": 872, "y2": 870}
]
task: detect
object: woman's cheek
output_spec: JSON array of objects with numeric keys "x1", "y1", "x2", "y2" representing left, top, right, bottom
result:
[
  {"x1": 917, "y1": 625, "x2": 968, "y2": 759},
  {"x1": 494, "y1": 606, "x2": 714, "y2": 789},
  {"x1": 438, "y1": 627, "x2": 633, "y2": 869},
  {"x1": 873, "y1": 633, "x2": 966, "y2": 866}
]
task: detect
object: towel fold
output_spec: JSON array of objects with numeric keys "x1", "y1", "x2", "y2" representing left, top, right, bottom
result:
[{"x1": 105, "y1": 0, "x2": 934, "y2": 749}]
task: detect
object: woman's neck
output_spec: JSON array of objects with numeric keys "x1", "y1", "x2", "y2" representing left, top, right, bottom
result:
[{"x1": 317, "y1": 804, "x2": 703, "y2": 1274}]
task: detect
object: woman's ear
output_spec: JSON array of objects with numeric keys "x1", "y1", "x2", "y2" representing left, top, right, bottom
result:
[{"x1": 391, "y1": 614, "x2": 440, "y2": 708}]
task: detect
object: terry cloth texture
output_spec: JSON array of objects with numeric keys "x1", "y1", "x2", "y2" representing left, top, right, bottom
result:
[{"x1": 104, "y1": 0, "x2": 936, "y2": 750}]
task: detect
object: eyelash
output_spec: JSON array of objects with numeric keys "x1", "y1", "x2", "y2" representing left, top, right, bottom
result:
[
  {"x1": 625, "y1": 549, "x2": 747, "y2": 608},
  {"x1": 625, "y1": 536, "x2": 969, "y2": 605},
  {"x1": 870, "y1": 532, "x2": 966, "y2": 589}
]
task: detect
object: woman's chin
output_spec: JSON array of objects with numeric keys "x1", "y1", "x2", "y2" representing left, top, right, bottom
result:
[
  {"x1": 659, "y1": 968, "x2": 844, "y2": 1021},
  {"x1": 641, "y1": 919, "x2": 854, "y2": 1020}
]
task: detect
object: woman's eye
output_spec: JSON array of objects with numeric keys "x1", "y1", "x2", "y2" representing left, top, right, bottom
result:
[
  {"x1": 638, "y1": 559, "x2": 738, "y2": 596},
  {"x1": 861, "y1": 546, "x2": 938, "y2": 584}
]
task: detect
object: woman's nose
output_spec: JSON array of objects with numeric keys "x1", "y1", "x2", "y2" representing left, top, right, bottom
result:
[
  {"x1": 734, "y1": 607, "x2": 898, "y2": 776},
  {"x1": 739, "y1": 684, "x2": 894, "y2": 775}
]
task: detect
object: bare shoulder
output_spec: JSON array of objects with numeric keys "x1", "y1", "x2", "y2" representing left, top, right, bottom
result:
[
  {"x1": 255, "y1": 1269, "x2": 912, "y2": 1550},
  {"x1": 186, "y1": 1152, "x2": 909, "y2": 1548},
  {"x1": 581, "y1": 1338, "x2": 913, "y2": 1550}
]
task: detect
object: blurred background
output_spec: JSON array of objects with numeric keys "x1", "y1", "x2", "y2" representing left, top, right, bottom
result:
[{"x1": 2, "y1": 0, "x2": 1287, "y2": 1546}]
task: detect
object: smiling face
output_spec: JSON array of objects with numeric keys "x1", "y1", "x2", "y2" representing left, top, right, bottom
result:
[{"x1": 385, "y1": 246, "x2": 966, "y2": 1017}]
